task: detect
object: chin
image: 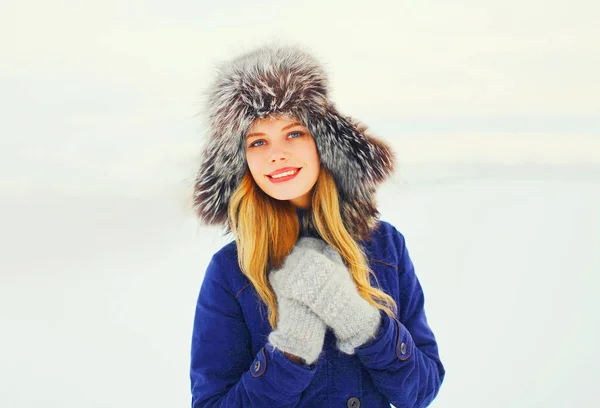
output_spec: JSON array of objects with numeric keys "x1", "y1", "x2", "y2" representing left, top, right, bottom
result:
[
  {"x1": 268, "y1": 192, "x2": 301, "y2": 201},
  {"x1": 262, "y1": 187, "x2": 310, "y2": 203}
]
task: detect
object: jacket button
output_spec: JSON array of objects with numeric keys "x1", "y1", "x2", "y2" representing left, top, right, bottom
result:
[
  {"x1": 400, "y1": 342, "x2": 407, "y2": 355},
  {"x1": 253, "y1": 361, "x2": 260, "y2": 372},
  {"x1": 347, "y1": 397, "x2": 360, "y2": 408}
]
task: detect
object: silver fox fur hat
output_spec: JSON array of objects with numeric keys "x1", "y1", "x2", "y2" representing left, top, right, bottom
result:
[{"x1": 193, "y1": 44, "x2": 396, "y2": 241}]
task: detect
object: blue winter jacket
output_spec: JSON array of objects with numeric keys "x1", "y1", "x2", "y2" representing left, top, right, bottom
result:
[{"x1": 190, "y1": 209, "x2": 445, "y2": 407}]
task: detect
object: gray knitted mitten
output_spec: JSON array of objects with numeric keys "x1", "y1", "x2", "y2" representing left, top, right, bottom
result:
[
  {"x1": 267, "y1": 296, "x2": 326, "y2": 365},
  {"x1": 270, "y1": 237, "x2": 382, "y2": 355},
  {"x1": 267, "y1": 238, "x2": 328, "y2": 365}
]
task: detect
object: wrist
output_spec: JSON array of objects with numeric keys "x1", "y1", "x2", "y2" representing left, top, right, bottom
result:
[{"x1": 283, "y1": 351, "x2": 306, "y2": 365}]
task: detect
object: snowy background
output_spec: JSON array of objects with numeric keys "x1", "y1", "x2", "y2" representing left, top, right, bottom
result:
[{"x1": 2, "y1": 1, "x2": 599, "y2": 407}]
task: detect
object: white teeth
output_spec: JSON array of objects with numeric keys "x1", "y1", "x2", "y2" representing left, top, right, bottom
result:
[{"x1": 271, "y1": 169, "x2": 298, "y2": 179}]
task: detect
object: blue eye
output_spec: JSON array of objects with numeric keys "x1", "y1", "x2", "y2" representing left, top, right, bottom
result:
[{"x1": 248, "y1": 131, "x2": 304, "y2": 148}]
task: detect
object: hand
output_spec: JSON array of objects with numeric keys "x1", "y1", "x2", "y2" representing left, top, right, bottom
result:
[
  {"x1": 270, "y1": 237, "x2": 381, "y2": 354},
  {"x1": 267, "y1": 242, "x2": 327, "y2": 365}
]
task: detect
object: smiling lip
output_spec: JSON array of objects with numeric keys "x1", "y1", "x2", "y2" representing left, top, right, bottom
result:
[
  {"x1": 267, "y1": 167, "x2": 301, "y2": 177},
  {"x1": 267, "y1": 168, "x2": 301, "y2": 183}
]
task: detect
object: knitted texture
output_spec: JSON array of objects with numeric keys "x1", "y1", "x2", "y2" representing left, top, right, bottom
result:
[
  {"x1": 267, "y1": 297, "x2": 326, "y2": 365},
  {"x1": 268, "y1": 238, "x2": 328, "y2": 365},
  {"x1": 270, "y1": 237, "x2": 382, "y2": 355}
]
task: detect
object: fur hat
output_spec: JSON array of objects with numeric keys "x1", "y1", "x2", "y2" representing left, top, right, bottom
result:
[{"x1": 193, "y1": 44, "x2": 396, "y2": 241}]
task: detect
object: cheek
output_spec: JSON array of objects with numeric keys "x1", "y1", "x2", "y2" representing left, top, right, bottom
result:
[{"x1": 245, "y1": 154, "x2": 260, "y2": 177}]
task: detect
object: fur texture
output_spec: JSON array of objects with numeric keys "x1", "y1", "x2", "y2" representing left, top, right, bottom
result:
[{"x1": 193, "y1": 44, "x2": 396, "y2": 241}]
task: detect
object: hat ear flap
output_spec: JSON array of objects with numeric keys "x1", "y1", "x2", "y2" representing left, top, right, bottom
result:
[
  {"x1": 305, "y1": 105, "x2": 396, "y2": 202},
  {"x1": 352, "y1": 119, "x2": 397, "y2": 184},
  {"x1": 193, "y1": 135, "x2": 247, "y2": 226}
]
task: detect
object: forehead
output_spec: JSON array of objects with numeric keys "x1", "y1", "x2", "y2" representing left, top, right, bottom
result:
[{"x1": 249, "y1": 114, "x2": 305, "y2": 132}]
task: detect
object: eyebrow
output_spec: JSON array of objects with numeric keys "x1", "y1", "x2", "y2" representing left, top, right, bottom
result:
[{"x1": 246, "y1": 122, "x2": 303, "y2": 139}]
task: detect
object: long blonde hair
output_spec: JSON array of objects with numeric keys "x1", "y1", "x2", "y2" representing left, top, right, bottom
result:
[{"x1": 227, "y1": 166, "x2": 397, "y2": 329}]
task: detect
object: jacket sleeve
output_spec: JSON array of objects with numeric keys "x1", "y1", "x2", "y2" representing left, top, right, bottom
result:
[
  {"x1": 355, "y1": 228, "x2": 446, "y2": 408},
  {"x1": 190, "y1": 252, "x2": 317, "y2": 407}
]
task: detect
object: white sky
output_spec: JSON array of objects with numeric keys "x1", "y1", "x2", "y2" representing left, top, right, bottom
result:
[{"x1": 1, "y1": 0, "x2": 599, "y2": 196}]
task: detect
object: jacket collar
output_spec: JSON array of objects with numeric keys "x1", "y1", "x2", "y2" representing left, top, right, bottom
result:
[{"x1": 295, "y1": 207, "x2": 321, "y2": 239}]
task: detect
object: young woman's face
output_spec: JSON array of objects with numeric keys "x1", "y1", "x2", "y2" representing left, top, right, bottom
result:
[{"x1": 245, "y1": 116, "x2": 320, "y2": 209}]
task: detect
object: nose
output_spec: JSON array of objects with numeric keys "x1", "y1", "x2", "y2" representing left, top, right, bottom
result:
[{"x1": 268, "y1": 146, "x2": 291, "y2": 163}]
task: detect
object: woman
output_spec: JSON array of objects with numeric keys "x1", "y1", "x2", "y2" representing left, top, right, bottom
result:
[{"x1": 190, "y1": 44, "x2": 445, "y2": 407}]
